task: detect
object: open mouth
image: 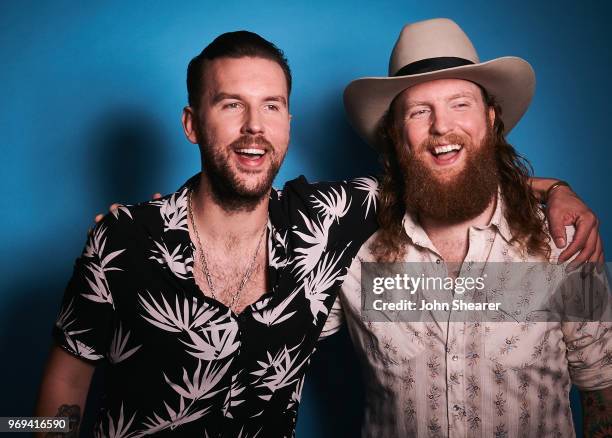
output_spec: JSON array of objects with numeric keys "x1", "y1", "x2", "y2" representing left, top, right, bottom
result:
[
  {"x1": 234, "y1": 147, "x2": 267, "y2": 167},
  {"x1": 429, "y1": 143, "x2": 463, "y2": 165}
]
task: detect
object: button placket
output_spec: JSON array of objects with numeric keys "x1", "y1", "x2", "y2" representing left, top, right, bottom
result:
[{"x1": 446, "y1": 321, "x2": 467, "y2": 438}]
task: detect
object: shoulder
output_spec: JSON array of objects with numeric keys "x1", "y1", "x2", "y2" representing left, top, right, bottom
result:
[
  {"x1": 91, "y1": 185, "x2": 190, "y2": 242},
  {"x1": 270, "y1": 175, "x2": 380, "y2": 227},
  {"x1": 272, "y1": 175, "x2": 379, "y2": 213},
  {"x1": 275, "y1": 175, "x2": 379, "y2": 196}
]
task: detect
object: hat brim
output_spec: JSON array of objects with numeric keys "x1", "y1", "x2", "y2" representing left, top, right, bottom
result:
[{"x1": 343, "y1": 56, "x2": 535, "y2": 150}]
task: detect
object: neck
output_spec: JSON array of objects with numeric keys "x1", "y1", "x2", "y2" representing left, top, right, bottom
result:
[
  {"x1": 419, "y1": 195, "x2": 497, "y2": 263},
  {"x1": 191, "y1": 173, "x2": 269, "y2": 243}
]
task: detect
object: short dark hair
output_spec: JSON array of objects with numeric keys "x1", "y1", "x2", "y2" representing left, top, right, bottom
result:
[{"x1": 186, "y1": 30, "x2": 292, "y2": 110}]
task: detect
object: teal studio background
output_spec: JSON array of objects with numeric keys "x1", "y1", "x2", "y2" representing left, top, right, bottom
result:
[{"x1": 1, "y1": 1, "x2": 611, "y2": 436}]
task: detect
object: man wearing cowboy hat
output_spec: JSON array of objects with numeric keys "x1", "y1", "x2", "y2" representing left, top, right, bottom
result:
[{"x1": 323, "y1": 18, "x2": 612, "y2": 437}]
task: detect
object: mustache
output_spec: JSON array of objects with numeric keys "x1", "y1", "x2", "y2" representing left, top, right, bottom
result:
[
  {"x1": 420, "y1": 133, "x2": 467, "y2": 150},
  {"x1": 230, "y1": 135, "x2": 274, "y2": 151}
]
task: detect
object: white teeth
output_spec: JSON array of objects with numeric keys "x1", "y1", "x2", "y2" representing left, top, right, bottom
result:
[
  {"x1": 433, "y1": 144, "x2": 462, "y2": 155},
  {"x1": 237, "y1": 148, "x2": 265, "y2": 156}
]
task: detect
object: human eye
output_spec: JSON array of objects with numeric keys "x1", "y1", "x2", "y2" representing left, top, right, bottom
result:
[
  {"x1": 452, "y1": 99, "x2": 472, "y2": 110},
  {"x1": 409, "y1": 107, "x2": 429, "y2": 119},
  {"x1": 222, "y1": 101, "x2": 242, "y2": 110},
  {"x1": 264, "y1": 103, "x2": 280, "y2": 111}
]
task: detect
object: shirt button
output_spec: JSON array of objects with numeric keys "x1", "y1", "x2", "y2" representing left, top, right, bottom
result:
[
  {"x1": 452, "y1": 355, "x2": 459, "y2": 361},
  {"x1": 436, "y1": 259, "x2": 441, "y2": 264}
]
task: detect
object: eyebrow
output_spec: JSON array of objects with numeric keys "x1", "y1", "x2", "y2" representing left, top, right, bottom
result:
[
  {"x1": 212, "y1": 92, "x2": 287, "y2": 107},
  {"x1": 445, "y1": 92, "x2": 477, "y2": 101},
  {"x1": 405, "y1": 92, "x2": 477, "y2": 108}
]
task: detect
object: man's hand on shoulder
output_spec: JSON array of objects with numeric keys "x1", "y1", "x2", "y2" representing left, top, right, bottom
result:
[
  {"x1": 93, "y1": 193, "x2": 163, "y2": 225},
  {"x1": 545, "y1": 184, "x2": 603, "y2": 270}
]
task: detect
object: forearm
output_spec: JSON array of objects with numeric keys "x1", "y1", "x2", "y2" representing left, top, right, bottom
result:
[
  {"x1": 580, "y1": 386, "x2": 612, "y2": 437},
  {"x1": 34, "y1": 346, "x2": 95, "y2": 437}
]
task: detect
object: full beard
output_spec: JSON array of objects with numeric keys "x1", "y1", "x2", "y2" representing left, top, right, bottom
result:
[
  {"x1": 400, "y1": 131, "x2": 499, "y2": 223},
  {"x1": 201, "y1": 135, "x2": 283, "y2": 213}
]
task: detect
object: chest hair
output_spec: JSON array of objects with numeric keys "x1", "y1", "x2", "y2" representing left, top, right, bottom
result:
[{"x1": 192, "y1": 239, "x2": 268, "y2": 314}]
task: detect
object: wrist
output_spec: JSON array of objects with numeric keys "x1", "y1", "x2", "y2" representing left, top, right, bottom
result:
[{"x1": 544, "y1": 180, "x2": 571, "y2": 204}]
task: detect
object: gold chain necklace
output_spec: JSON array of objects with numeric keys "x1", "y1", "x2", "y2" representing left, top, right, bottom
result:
[{"x1": 187, "y1": 188, "x2": 267, "y2": 311}]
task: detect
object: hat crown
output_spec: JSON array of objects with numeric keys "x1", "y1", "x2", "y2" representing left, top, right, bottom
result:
[{"x1": 389, "y1": 18, "x2": 480, "y2": 76}]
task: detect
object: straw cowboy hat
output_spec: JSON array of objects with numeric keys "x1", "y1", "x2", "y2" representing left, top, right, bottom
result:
[{"x1": 343, "y1": 18, "x2": 535, "y2": 149}]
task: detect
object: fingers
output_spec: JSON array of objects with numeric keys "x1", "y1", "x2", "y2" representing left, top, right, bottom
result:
[
  {"x1": 95, "y1": 214, "x2": 104, "y2": 224},
  {"x1": 153, "y1": 193, "x2": 162, "y2": 200},
  {"x1": 557, "y1": 210, "x2": 598, "y2": 262},
  {"x1": 551, "y1": 230, "x2": 567, "y2": 249},
  {"x1": 547, "y1": 207, "x2": 568, "y2": 248},
  {"x1": 567, "y1": 227, "x2": 598, "y2": 271}
]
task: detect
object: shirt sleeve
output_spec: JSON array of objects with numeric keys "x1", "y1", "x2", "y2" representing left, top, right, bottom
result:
[
  {"x1": 52, "y1": 216, "x2": 121, "y2": 363},
  {"x1": 319, "y1": 296, "x2": 345, "y2": 339},
  {"x1": 561, "y1": 265, "x2": 612, "y2": 391}
]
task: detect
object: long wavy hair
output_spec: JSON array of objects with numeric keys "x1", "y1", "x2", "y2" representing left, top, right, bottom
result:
[{"x1": 370, "y1": 89, "x2": 550, "y2": 262}]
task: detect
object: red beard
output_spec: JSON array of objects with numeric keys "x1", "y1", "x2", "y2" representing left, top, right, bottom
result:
[{"x1": 399, "y1": 130, "x2": 499, "y2": 223}]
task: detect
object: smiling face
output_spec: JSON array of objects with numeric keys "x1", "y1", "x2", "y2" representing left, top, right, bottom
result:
[
  {"x1": 395, "y1": 78, "x2": 494, "y2": 182},
  {"x1": 390, "y1": 78, "x2": 500, "y2": 222},
  {"x1": 183, "y1": 56, "x2": 291, "y2": 210}
]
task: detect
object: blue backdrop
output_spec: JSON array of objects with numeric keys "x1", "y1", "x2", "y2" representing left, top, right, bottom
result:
[{"x1": 1, "y1": 1, "x2": 610, "y2": 436}]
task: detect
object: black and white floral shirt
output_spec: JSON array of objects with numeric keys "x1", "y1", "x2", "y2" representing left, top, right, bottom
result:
[{"x1": 52, "y1": 174, "x2": 379, "y2": 437}]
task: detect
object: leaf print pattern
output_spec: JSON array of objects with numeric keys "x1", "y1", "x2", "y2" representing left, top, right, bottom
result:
[
  {"x1": 55, "y1": 298, "x2": 102, "y2": 360},
  {"x1": 51, "y1": 175, "x2": 382, "y2": 436},
  {"x1": 352, "y1": 176, "x2": 379, "y2": 218},
  {"x1": 160, "y1": 189, "x2": 189, "y2": 232},
  {"x1": 163, "y1": 359, "x2": 232, "y2": 401},
  {"x1": 149, "y1": 240, "x2": 193, "y2": 279},
  {"x1": 251, "y1": 341, "x2": 311, "y2": 401},
  {"x1": 222, "y1": 370, "x2": 246, "y2": 419},
  {"x1": 302, "y1": 247, "x2": 348, "y2": 324},
  {"x1": 292, "y1": 210, "x2": 332, "y2": 280},
  {"x1": 252, "y1": 287, "x2": 299, "y2": 327},
  {"x1": 80, "y1": 225, "x2": 125, "y2": 306},
  {"x1": 111, "y1": 205, "x2": 134, "y2": 220},
  {"x1": 268, "y1": 226, "x2": 289, "y2": 270},
  {"x1": 181, "y1": 320, "x2": 240, "y2": 361},
  {"x1": 109, "y1": 322, "x2": 142, "y2": 364},
  {"x1": 138, "y1": 292, "x2": 218, "y2": 333},
  {"x1": 310, "y1": 186, "x2": 351, "y2": 223},
  {"x1": 141, "y1": 396, "x2": 210, "y2": 435},
  {"x1": 94, "y1": 403, "x2": 137, "y2": 438}
]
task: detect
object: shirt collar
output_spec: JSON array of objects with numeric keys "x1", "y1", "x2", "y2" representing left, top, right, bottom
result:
[
  {"x1": 401, "y1": 187, "x2": 514, "y2": 248},
  {"x1": 179, "y1": 173, "x2": 286, "y2": 250},
  {"x1": 487, "y1": 188, "x2": 513, "y2": 244}
]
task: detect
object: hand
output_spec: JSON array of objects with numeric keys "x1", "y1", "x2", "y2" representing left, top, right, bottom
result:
[
  {"x1": 545, "y1": 186, "x2": 603, "y2": 270},
  {"x1": 93, "y1": 193, "x2": 163, "y2": 224}
]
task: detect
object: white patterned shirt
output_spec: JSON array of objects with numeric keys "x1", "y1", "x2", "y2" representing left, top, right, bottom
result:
[{"x1": 323, "y1": 191, "x2": 612, "y2": 438}]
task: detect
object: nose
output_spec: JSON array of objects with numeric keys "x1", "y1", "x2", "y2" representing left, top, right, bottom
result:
[
  {"x1": 242, "y1": 107, "x2": 264, "y2": 135},
  {"x1": 430, "y1": 108, "x2": 453, "y2": 136}
]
